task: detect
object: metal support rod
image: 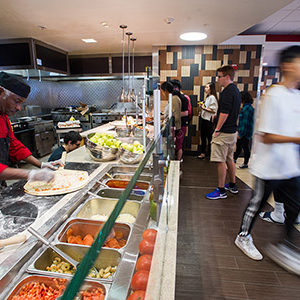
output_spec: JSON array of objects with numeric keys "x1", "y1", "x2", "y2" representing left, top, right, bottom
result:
[
  {"x1": 126, "y1": 32, "x2": 132, "y2": 99},
  {"x1": 153, "y1": 89, "x2": 162, "y2": 154},
  {"x1": 142, "y1": 93, "x2": 146, "y2": 150},
  {"x1": 131, "y1": 37, "x2": 136, "y2": 93},
  {"x1": 119, "y1": 25, "x2": 127, "y2": 102}
]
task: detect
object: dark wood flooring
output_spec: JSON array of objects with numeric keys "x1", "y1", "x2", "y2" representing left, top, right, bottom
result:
[{"x1": 175, "y1": 156, "x2": 300, "y2": 300}]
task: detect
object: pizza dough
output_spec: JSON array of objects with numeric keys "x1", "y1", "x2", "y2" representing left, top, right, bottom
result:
[{"x1": 24, "y1": 169, "x2": 89, "y2": 196}]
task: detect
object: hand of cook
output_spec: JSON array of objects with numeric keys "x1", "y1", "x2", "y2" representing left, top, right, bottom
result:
[
  {"x1": 28, "y1": 169, "x2": 55, "y2": 183},
  {"x1": 41, "y1": 159, "x2": 65, "y2": 170}
]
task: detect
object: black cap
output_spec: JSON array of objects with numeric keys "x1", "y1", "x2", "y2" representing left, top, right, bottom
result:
[{"x1": 0, "y1": 72, "x2": 31, "y2": 98}]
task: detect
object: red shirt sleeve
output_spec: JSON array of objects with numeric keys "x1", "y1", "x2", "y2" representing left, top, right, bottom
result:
[{"x1": 0, "y1": 114, "x2": 32, "y2": 172}]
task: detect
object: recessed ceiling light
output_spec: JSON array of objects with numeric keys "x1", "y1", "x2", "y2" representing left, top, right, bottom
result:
[
  {"x1": 81, "y1": 39, "x2": 97, "y2": 43},
  {"x1": 180, "y1": 32, "x2": 207, "y2": 41},
  {"x1": 100, "y1": 21, "x2": 107, "y2": 26},
  {"x1": 262, "y1": 62, "x2": 268, "y2": 66}
]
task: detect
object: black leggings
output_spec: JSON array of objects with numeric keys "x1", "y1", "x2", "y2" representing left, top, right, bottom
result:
[
  {"x1": 239, "y1": 176, "x2": 300, "y2": 242},
  {"x1": 234, "y1": 137, "x2": 251, "y2": 164},
  {"x1": 200, "y1": 118, "x2": 213, "y2": 155}
]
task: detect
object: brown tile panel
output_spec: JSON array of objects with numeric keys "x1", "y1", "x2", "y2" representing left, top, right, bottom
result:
[{"x1": 159, "y1": 45, "x2": 262, "y2": 151}]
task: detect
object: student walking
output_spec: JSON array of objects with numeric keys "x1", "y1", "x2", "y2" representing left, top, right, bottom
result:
[{"x1": 234, "y1": 46, "x2": 300, "y2": 276}]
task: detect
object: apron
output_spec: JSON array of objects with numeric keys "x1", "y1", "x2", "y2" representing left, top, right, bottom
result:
[{"x1": 0, "y1": 120, "x2": 10, "y2": 190}]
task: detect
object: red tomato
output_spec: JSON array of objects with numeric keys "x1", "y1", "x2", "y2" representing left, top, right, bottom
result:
[
  {"x1": 136, "y1": 254, "x2": 152, "y2": 271},
  {"x1": 139, "y1": 239, "x2": 155, "y2": 255},
  {"x1": 142, "y1": 229, "x2": 157, "y2": 243},
  {"x1": 131, "y1": 270, "x2": 149, "y2": 291},
  {"x1": 128, "y1": 290, "x2": 146, "y2": 300}
]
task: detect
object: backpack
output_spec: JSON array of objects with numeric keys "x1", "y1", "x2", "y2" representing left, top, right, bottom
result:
[{"x1": 185, "y1": 94, "x2": 193, "y2": 123}]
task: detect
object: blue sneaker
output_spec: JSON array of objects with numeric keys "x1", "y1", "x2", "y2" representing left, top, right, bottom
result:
[
  {"x1": 206, "y1": 188, "x2": 227, "y2": 200},
  {"x1": 224, "y1": 183, "x2": 238, "y2": 194}
]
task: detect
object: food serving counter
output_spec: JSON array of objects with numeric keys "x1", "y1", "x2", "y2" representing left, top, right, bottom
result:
[{"x1": 0, "y1": 121, "x2": 179, "y2": 300}]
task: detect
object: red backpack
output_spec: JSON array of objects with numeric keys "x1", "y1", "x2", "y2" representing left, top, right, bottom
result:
[{"x1": 185, "y1": 95, "x2": 193, "y2": 123}]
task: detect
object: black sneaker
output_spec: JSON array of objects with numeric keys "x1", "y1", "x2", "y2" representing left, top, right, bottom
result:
[{"x1": 224, "y1": 183, "x2": 238, "y2": 194}]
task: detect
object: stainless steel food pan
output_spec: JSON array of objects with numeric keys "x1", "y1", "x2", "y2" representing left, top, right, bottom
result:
[
  {"x1": 56, "y1": 218, "x2": 131, "y2": 249},
  {"x1": 28, "y1": 244, "x2": 121, "y2": 282},
  {"x1": 102, "y1": 178, "x2": 150, "y2": 190},
  {"x1": 5, "y1": 274, "x2": 109, "y2": 300},
  {"x1": 97, "y1": 188, "x2": 144, "y2": 201},
  {"x1": 106, "y1": 165, "x2": 152, "y2": 176},
  {"x1": 76, "y1": 198, "x2": 140, "y2": 223}
]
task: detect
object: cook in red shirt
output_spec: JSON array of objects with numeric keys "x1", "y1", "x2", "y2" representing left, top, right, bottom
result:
[{"x1": 0, "y1": 72, "x2": 62, "y2": 186}]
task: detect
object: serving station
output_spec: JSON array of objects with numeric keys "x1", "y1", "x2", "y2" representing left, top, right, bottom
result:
[{"x1": 0, "y1": 111, "x2": 179, "y2": 300}]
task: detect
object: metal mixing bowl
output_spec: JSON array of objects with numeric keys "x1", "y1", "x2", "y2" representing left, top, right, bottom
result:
[{"x1": 86, "y1": 133, "x2": 119, "y2": 161}]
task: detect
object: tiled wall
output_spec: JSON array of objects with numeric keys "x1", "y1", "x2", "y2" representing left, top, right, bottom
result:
[
  {"x1": 260, "y1": 66, "x2": 280, "y2": 95},
  {"x1": 159, "y1": 45, "x2": 262, "y2": 152}
]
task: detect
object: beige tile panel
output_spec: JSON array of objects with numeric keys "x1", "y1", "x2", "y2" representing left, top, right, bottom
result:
[
  {"x1": 205, "y1": 60, "x2": 222, "y2": 70},
  {"x1": 202, "y1": 76, "x2": 212, "y2": 86},
  {"x1": 204, "y1": 45, "x2": 213, "y2": 54},
  {"x1": 194, "y1": 116, "x2": 199, "y2": 131},
  {"x1": 160, "y1": 70, "x2": 167, "y2": 82},
  {"x1": 223, "y1": 54, "x2": 229, "y2": 65},
  {"x1": 194, "y1": 53, "x2": 202, "y2": 64},
  {"x1": 251, "y1": 51, "x2": 256, "y2": 59},
  {"x1": 218, "y1": 45, "x2": 240, "y2": 49},
  {"x1": 254, "y1": 65, "x2": 260, "y2": 77},
  {"x1": 239, "y1": 51, "x2": 247, "y2": 64},
  {"x1": 248, "y1": 83, "x2": 253, "y2": 91},
  {"x1": 193, "y1": 85, "x2": 200, "y2": 97},
  {"x1": 266, "y1": 79, "x2": 273, "y2": 86},
  {"x1": 166, "y1": 70, "x2": 177, "y2": 77},
  {"x1": 158, "y1": 46, "x2": 167, "y2": 50},
  {"x1": 181, "y1": 66, "x2": 190, "y2": 77},
  {"x1": 177, "y1": 51, "x2": 182, "y2": 60},
  {"x1": 237, "y1": 70, "x2": 250, "y2": 77},
  {"x1": 166, "y1": 52, "x2": 173, "y2": 64}
]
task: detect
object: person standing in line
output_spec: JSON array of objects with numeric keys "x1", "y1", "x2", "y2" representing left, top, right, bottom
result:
[
  {"x1": 234, "y1": 46, "x2": 300, "y2": 274},
  {"x1": 206, "y1": 66, "x2": 241, "y2": 200},
  {"x1": 169, "y1": 79, "x2": 189, "y2": 161},
  {"x1": 198, "y1": 82, "x2": 218, "y2": 159},
  {"x1": 233, "y1": 91, "x2": 254, "y2": 168}
]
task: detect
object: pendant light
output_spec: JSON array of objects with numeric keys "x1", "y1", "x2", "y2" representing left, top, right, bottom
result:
[
  {"x1": 126, "y1": 32, "x2": 133, "y2": 102},
  {"x1": 119, "y1": 24, "x2": 127, "y2": 102}
]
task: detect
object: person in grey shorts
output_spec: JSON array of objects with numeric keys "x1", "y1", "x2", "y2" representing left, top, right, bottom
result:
[{"x1": 206, "y1": 65, "x2": 241, "y2": 200}]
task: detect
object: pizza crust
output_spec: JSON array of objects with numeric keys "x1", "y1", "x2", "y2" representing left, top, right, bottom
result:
[{"x1": 24, "y1": 169, "x2": 89, "y2": 196}]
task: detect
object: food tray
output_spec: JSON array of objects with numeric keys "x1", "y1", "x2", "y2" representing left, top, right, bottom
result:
[
  {"x1": 5, "y1": 274, "x2": 109, "y2": 300},
  {"x1": 76, "y1": 198, "x2": 140, "y2": 223},
  {"x1": 97, "y1": 188, "x2": 144, "y2": 201},
  {"x1": 27, "y1": 244, "x2": 121, "y2": 283},
  {"x1": 56, "y1": 218, "x2": 131, "y2": 250}
]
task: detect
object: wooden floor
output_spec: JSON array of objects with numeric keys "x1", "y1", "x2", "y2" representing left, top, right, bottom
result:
[{"x1": 175, "y1": 156, "x2": 300, "y2": 300}]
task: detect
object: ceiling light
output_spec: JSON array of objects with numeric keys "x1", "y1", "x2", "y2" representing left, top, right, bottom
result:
[
  {"x1": 81, "y1": 39, "x2": 97, "y2": 43},
  {"x1": 180, "y1": 32, "x2": 207, "y2": 41},
  {"x1": 100, "y1": 21, "x2": 108, "y2": 26},
  {"x1": 262, "y1": 62, "x2": 268, "y2": 66}
]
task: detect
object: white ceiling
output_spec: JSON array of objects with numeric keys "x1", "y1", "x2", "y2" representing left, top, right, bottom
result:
[{"x1": 0, "y1": 0, "x2": 294, "y2": 56}]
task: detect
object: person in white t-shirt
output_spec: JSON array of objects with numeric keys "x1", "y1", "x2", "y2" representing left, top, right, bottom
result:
[
  {"x1": 198, "y1": 82, "x2": 218, "y2": 159},
  {"x1": 234, "y1": 46, "x2": 300, "y2": 275}
]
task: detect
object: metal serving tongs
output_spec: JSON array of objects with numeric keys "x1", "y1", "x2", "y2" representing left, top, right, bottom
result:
[{"x1": 28, "y1": 227, "x2": 79, "y2": 269}]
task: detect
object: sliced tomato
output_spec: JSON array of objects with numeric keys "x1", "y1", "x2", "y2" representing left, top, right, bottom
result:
[
  {"x1": 139, "y1": 239, "x2": 155, "y2": 255},
  {"x1": 136, "y1": 255, "x2": 152, "y2": 272},
  {"x1": 130, "y1": 270, "x2": 149, "y2": 291},
  {"x1": 128, "y1": 290, "x2": 146, "y2": 300}
]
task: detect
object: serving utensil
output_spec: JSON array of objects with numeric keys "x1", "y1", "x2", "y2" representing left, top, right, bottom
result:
[{"x1": 28, "y1": 227, "x2": 79, "y2": 269}]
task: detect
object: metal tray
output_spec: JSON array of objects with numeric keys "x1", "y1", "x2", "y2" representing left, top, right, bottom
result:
[
  {"x1": 5, "y1": 274, "x2": 109, "y2": 300},
  {"x1": 56, "y1": 218, "x2": 131, "y2": 250},
  {"x1": 76, "y1": 198, "x2": 140, "y2": 223},
  {"x1": 97, "y1": 188, "x2": 144, "y2": 201},
  {"x1": 106, "y1": 166, "x2": 152, "y2": 176},
  {"x1": 109, "y1": 173, "x2": 152, "y2": 182},
  {"x1": 27, "y1": 244, "x2": 121, "y2": 282},
  {"x1": 102, "y1": 178, "x2": 150, "y2": 190}
]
